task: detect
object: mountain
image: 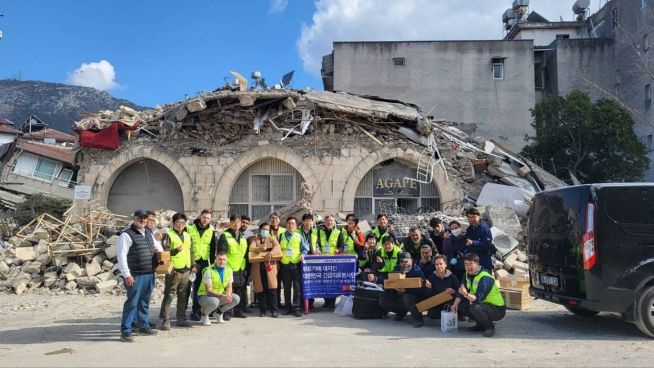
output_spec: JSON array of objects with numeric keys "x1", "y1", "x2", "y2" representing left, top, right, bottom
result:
[{"x1": 0, "y1": 79, "x2": 147, "y2": 133}]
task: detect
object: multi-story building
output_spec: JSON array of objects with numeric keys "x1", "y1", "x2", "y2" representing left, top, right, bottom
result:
[{"x1": 322, "y1": 0, "x2": 654, "y2": 180}]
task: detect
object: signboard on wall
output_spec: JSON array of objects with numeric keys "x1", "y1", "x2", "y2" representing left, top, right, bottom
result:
[
  {"x1": 372, "y1": 164, "x2": 420, "y2": 197},
  {"x1": 74, "y1": 185, "x2": 92, "y2": 200}
]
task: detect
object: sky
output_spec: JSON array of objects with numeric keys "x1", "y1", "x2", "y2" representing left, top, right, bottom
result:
[{"x1": 0, "y1": 0, "x2": 599, "y2": 107}]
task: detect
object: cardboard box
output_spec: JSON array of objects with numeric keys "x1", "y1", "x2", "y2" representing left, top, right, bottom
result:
[
  {"x1": 155, "y1": 261, "x2": 173, "y2": 275},
  {"x1": 500, "y1": 288, "x2": 531, "y2": 310},
  {"x1": 248, "y1": 248, "x2": 282, "y2": 263},
  {"x1": 416, "y1": 291, "x2": 454, "y2": 312},
  {"x1": 384, "y1": 277, "x2": 423, "y2": 290},
  {"x1": 388, "y1": 272, "x2": 405, "y2": 280},
  {"x1": 498, "y1": 276, "x2": 530, "y2": 293},
  {"x1": 155, "y1": 251, "x2": 170, "y2": 262}
]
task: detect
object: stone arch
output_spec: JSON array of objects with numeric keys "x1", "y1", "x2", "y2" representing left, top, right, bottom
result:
[
  {"x1": 213, "y1": 144, "x2": 320, "y2": 214},
  {"x1": 341, "y1": 147, "x2": 462, "y2": 214},
  {"x1": 87, "y1": 144, "x2": 195, "y2": 213}
]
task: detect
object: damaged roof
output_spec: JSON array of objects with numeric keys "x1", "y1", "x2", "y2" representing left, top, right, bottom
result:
[{"x1": 16, "y1": 140, "x2": 76, "y2": 165}]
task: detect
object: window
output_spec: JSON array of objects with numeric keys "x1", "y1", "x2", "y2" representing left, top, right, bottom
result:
[
  {"x1": 647, "y1": 84, "x2": 652, "y2": 109},
  {"x1": 612, "y1": 8, "x2": 619, "y2": 29},
  {"x1": 492, "y1": 62, "x2": 504, "y2": 80},
  {"x1": 392, "y1": 57, "x2": 406, "y2": 66},
  {"x1": 34, "y1": 158, "x2": 57, "y2": 181},
  {"x1": 556, "y1": 34, "x2": 570, "y2": 40},
  {"x1": 57, "y1": 168, "x2": 74, "y2": 187},
  {"x1": 647, "y1": 135, "x2": 653, "y2": 152}
]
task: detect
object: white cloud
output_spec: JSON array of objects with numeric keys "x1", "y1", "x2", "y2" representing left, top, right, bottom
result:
[
  {"x1": 67, "y1": 60, "x2": 119, "y2": 91},
  {"x1": 269, "y1": 0, "x2": 288, "y2": 14},
  {"x1": 298, "y1": 0, "x2": 576, "y2": 77}
]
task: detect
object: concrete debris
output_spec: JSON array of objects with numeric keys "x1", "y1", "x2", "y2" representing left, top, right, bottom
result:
[
  {"x1": 485, "y1": 205, "x2": 522, "y2": 241},
  {"x1": 476, "y1": 183, "x2": 532, "y2": 218}
]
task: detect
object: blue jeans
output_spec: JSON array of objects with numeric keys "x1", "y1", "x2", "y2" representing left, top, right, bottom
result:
[{"x1": 121, "y1": 273, "x2": 155, "y2": 334}]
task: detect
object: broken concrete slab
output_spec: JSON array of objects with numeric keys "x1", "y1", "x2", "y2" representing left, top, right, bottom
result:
[
  {"x1": 499, "y1": 176, "x2": 538, "y2": 194},
  {"x1": 85, "y1": 261, "x2": 102, "y2": 277},
  {"x1": 185, "y1": 98, "x2": 207, "y2": 113},
  {"x1": 54, "y1": 256, "x2": 69, "y2": 267},
  {"x1": 476, "y1": 183, "x2": 533, "y2": 218},
  {"x1": 104, "y1": 244, "x2": 117, "y2": 260},
  {"x1": 33, "y1": 229, "x2": 50, "y2": 240},
  {"x1": 102, "y1": 260, "x2": 114, "y2": 270},
  {"x1": 43, "y1": 272, "x2": 58, "y2": 288},
  {"x1": 486, "y1": 205, "x2": 523, "y2": 240},
  {"x1": 65, "y1": 281, "x2": 77, "y2": 291},
  {"x1": 23, "y1": 261, "x2": 42, "y2": 274},
  {"x1": 34, "y1": 240, "x2": 49, "y2": 255},
  {"x1": 14, "y1": 247, "x2": 38, "y2": 262},
  {"x1": 63, "y1": 262, "x2": 81, "y2": 276},
  {"x1": 96, "y1": 272, "x2": 113, "y2": 282},
  {"x1": 92, "y1": 254, "x2": 107, "y2": 265},
  {"x1": 487, "y1": 161, "x2": 521, "y2": 178},
  {"x1": 35, "y1": 254, "x2": 51, "y2": 266},
  {"x1": 95, "y1": 280, "x2": 117, "y2": 294},
  {"x1": 76, "y1": 276, "x2": 101, "y2": 288},
  {"x1": 490, "y1": 227, "x2": 519, "y2": 259}
]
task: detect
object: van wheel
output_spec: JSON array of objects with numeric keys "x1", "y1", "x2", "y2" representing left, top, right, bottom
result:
[
  {"x1": 635, "y1": 286, "x2": 654, "y2": 338},
  {"x1": 564, "y1": 305, "x2": 599, "y2": 317}
]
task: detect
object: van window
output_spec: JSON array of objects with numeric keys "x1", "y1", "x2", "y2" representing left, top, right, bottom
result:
[
  {"x1": 531, "y1": 189, "x2": 586, "y2": 234},
  {"x1": 604, "y1": 188, "x2": 654, "y2": 225}
]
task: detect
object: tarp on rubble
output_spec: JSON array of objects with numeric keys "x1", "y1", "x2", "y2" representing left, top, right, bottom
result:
[{"x1": 79, "y1": 122, "x2": 123, "y2": 150}]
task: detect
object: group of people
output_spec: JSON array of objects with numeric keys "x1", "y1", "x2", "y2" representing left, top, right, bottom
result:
[{"x1": 115, "y1": 207, "x2": 505, "y2": 343}]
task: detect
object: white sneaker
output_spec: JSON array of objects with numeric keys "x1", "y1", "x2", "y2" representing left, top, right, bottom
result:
[
  {"x1": 201, "y1": 315, "x2": 211, "y2": 326},
  {"x1": 216, "y1": 313, "x2": 225, "y2": 324}
]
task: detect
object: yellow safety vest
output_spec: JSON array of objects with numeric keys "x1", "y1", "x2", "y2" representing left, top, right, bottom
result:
[
  {"x1": 167, "y1": 229, "x2": 192, "y2": 269},
  {"x1": 198, "y1": 265, "x2": 233, "y2": 296},
  {"x1": 319, "y1": 228, "x2": 340, "y2": 255},
  {"x1": 224, "y1": 231, "x2": 248, "y2": 271},
  {"x1": 379, "y1": 245, "x2": 401, "y2": 273},
  {"x1": 466, "y1": 270, "x2": 505, "y2": 307},
  {"x1": 187, "y1": 224, "x2": 214, "y2": 262},
  {"x1": 340, "y1": 227, "x2": 360, "y2": 255},
  {"x1": 372, "y1": 227, "x2": 393, "y2": 245},
  {"x1": 279, "y1": 231, "x2": 302, "y2": 265}
]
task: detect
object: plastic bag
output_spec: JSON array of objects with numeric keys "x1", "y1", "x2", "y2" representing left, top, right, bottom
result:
[
  {"x1": 440, "y1": 306, "x2": 458, "y2": 333},
  {"x1": 338, "y1": 296, "x2": 354, "y2": 317},
  {"x1": 334, "y1": 296, "x2": 346, "y2": 315}
]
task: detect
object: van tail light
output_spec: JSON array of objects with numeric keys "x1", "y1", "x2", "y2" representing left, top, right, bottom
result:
[{"x1": 582, "y1": 203, "x2": 596, "y2": 271}]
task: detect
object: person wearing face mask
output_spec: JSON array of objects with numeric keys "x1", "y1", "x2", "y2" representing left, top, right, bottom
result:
[
  {"x1": 249, "y1": 223, "x2": 281, "y2": 318},
  {"x1": 216, "y1": 215, "x2": 249, "y2": 318},
  {"x1": 443, "y1": 220, "x2": 467, "y2": 282}
]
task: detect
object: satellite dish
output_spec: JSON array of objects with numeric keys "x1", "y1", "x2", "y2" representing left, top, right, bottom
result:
[{"x1": 280, "y1": 70, "x2": 294, "y2": 88}]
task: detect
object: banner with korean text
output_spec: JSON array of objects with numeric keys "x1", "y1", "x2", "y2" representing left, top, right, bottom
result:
[{"x1": 301, "y1": 255, "x2": 357, "y2": 300}]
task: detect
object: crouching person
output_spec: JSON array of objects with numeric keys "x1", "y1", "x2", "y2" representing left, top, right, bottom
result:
[
  {"x1": 452, "y1": 253, "x2": 505, "y2": 337},
  {"x1": 424, "y1": 255, "x2": 458, "y2": 320},
  {"x1": 198, "y1": 251, "x2": 241, "y2": 326},
  {"x1": 379, "y1": 252, "x2": 426, "y2": 328}
]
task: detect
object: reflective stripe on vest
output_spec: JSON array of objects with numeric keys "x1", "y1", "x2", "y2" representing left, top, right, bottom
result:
[
  {"x1": 279, "y1": 232, "x2": 302, "y2": 264},
  {"x1": 466, "y1": 270, "x2": 505, "y2": 307},
  {"x1": 340, "y1": 228, "x2": 359, "y2": 255},
  {"x1": 224, "y1": 231, "x2": 248, "y2": 271},
  {"x1": 319, "y1": 229, "x2": 339, "y2": 255},
  {"x1": 198, "y1": 265, "x2": 233, "y2": 296},
  {"x1": 167, "y1": 229, "x2": 192, "y2": 269},
  {"x1": 187, "y1": 224, "x2": 214, "y2": 261},
  {"x1": 379, "y1": 246, "x2": 401, "y2": 273}
]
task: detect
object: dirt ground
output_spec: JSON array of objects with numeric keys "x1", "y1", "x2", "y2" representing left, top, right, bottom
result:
[{"x1": 0, "y1": 292, "x2": 651, "y2": 367}]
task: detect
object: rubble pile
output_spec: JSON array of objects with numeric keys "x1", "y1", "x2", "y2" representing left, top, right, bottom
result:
[{"x1": 0, "y1": 201, "x2": 133, "y2": 295}]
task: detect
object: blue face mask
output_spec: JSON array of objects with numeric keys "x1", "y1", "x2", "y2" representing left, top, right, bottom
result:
[
  {"x1": 260, "y1": 230, "x2": 270, "y2": 238},
  {"x1": 450, "y1": 258, "x2": 458, "y2": 266}
]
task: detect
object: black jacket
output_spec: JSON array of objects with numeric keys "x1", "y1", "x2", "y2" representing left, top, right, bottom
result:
[
  {"x1": 401, "y1": 236, "x2": 436, "y2": 261},
  {"x1": 425, "y1": 269, "x2": 459, "y2": 297}
]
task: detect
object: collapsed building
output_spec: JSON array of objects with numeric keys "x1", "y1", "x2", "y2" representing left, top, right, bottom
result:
[
  {"x1": 73, "y1": 88, "x2": 564, "y2": 223},
  {"x1": 1, "y1": 86, "x2": 567, "y2": 296}
]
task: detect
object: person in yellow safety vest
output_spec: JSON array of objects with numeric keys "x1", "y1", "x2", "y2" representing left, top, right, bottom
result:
[
  {"x1": 298, "y1": 213, "x2": 319, "y2": 309},
  {"x1": 368, "y1": 237, "x2": 402, "y2": 283},
  {"x1": 270, "y1": 211, "x2": 286, "y2": 308},
  {"x1": 216, "y1": 214, "x2": 249, "y2": 319},
  {"x1": 341, "y1": 213, "x2": 365, "y2": 256},
  {"x1": 278, "y1": 217, "x2": 304, "y2": 317},
  {"x1": 159, "y1": 213, "x2": 195, "y2": 330},
  {"x1": 317, "y1": 214, "x2": 345, "y2": 309},
  {"x1": 197, "y1": 251, "x2": 241, "y2": 326},
  {"x1": 357, "y1": 234, "x2": 378, "y2": 281},
  {"x1": 452, "y1": 253, "x2": 506, "y2": 337},
  {"x1": 371, "y1": 214, "x2": 398, "y2": 246},
  {"x1": 187, "y1": 209, "x2": 216, "y2": 321}
]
